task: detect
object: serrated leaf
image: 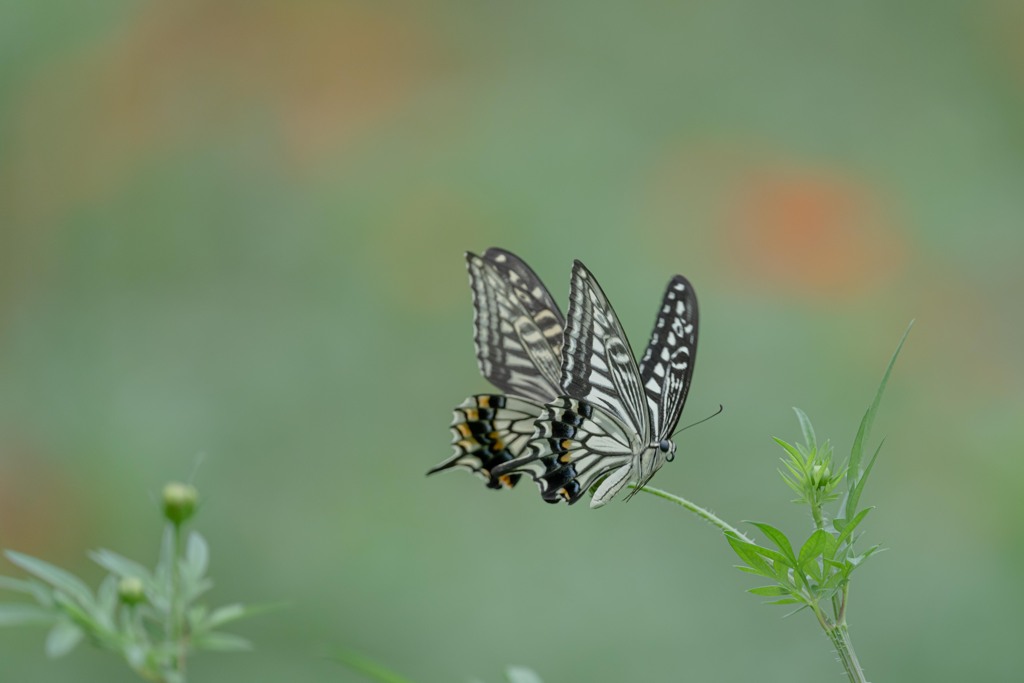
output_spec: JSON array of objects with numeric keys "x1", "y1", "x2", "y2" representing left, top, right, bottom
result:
[
  {"x1": 0, "y1": 603, "x2": 57, "y2": 626},
  {"x1": 4, "y1": 552, "x2": 94, "y2": 610},
  {"x1": 844, "y1": 323, "x2": 911, "y2": 515},
  {"x1": 332, "y1": 650, "x2": 416, "y2": 683},
  {"x1": 793, "y1": 408, "x2": 817, "y2": 452},
  {"x1": 506, "y1": 666, "x2": 544, "y2": 683},
  {"x1": 747, "y1": 585, "x2": 789, "y2": 597},
  {"x1": 748, "y1": 523, "x2": 797, "y2": 564},
  {"x1": 89, "y1": 550, "x2": 153, "y2": 587},
  {"x1": 44, "y1": 619, "x2": 84, "y2": 658},
  {"x1": 193, "y1": 631, "x2": 252, "y2": 652}
]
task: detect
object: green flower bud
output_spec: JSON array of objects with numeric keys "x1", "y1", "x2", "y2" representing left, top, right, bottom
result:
[
  {"x1": 117, "y1": 576, "x2": 147, "y2": 606},
  {"x1": 811, "y1": 465, "x2": 832, "y2": 488},
  {"x1": 162, "y1": 482, "x2": 198, "y2": 526}
]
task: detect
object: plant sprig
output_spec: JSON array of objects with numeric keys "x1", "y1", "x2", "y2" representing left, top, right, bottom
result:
[{"x1": 0, "y1": 483, "x2": 261, "y2": 683}]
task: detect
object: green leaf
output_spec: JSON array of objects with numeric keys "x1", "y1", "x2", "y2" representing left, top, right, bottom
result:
[
  {"x1": 44, "y1": 619, "x2": 84, "y2": 658},
  {"x1": 201, "y1": 603, "x2": 249, "y2": 630},
  {"x1": 766, "y1": 597, "x2": 805, "y2": 606},
  {"x1": 332, "y1": 650, "x2": 417, "y2": 683},
  {"x1": 0, "y1": 603, "x2": 56, "y2": 626},
  {"x1": 193, "y1": 631, "x2": 252, "y2": 652},
  {"x1": 845, "y1": 440, "x2": 883, "y2": 526},
  {"x1": 0, "y1": 576, "x2": 53, "y2": 606},
  {"x1": 798, "y1": 530, "x2": 832, "y2": 571},
  {"x1": 793, "y1": 408, "x2": 817, "y2": 452},
  {"x1": 184, "y1": 532, "x2": 209, "y2": 581},
  {"x1": 5, "y1": 552, "x2": 94, "y2": 610},
  {"x1": 844, "y1": 322, "x2": 911, "y2": 518},
  {"x1": 835, "y1": 507, "x2": 873, "y2": 548},
  {"x1": 725, "y1": 534, "x2": 775, "y2": 578},
  {"x1": 748, "y1": 523, "x2": 797, "y2": 564},
  {"x1": 93, "y1": 576, "x2": 118, "y2": 631},
  {"x1": 506, "y1": 667, "x2": 545, "y2": 683},
  {"x1": 89, "y1": 549, "x2": 153, "y2": 586},
  {"x1": 772, "y1": 437, "x2": 805, "y2": 466},
  {"x1": 747, "y1": 585, "x2": 790, "y2": 597}
]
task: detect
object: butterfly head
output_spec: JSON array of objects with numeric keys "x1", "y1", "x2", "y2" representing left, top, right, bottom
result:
[{"x1": 658, "y1": 438, "x2": 676, "y2": 463}]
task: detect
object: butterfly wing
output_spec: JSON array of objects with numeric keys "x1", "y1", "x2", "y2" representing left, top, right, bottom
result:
[
  {"x1": 429, "y1": 394, "x2": 540, "y2": 488},
  {"x1": 637, "y1": 275, "x2": 699, "y2": 440},
  {"x1": 495, "y1": 397, "x2": 636, "y2": 503},
  {"x1": 466, "y1": 250, "x2": 564, "y2": 403},
  {"x1": 494, "y1": 261, "x2": 650, "y2": 505},
  {"x1": 560, "y1": 260, "x2": 651, "y2": 442},
  {"x1": 430, "y1": 249, "x2": 564, "y2": 489}
]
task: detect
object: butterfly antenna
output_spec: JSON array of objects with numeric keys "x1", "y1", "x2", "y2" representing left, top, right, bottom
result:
[{"x1": 671, "y1": 404, "x2": 724, "y2": 439}]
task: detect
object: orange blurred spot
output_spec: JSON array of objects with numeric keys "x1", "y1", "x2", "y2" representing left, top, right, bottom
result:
[
  {"x1": 722, "y1": 167, "x2": 904, "y2": 298},
  {"x1": 0, "y1": 441, "x2": 90, "y2": 561},
  {"x1": 6, "y1": 1, "x2": 438, "y2": 225}
]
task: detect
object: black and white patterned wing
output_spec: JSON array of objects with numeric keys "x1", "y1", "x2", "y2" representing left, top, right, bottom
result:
[
  {"x1": 467, "y1": 251, "x2": 564, "y2": 403},
  {"x1": 429, "y1": 249, "x2": 564, "y2": 490},
  {"x1": 637, "y1": 276, "x2": 699, "y2": 440},
  {"x1": 561, "y1": 260, "x2": 651, "y2": 443},
  {"x1": 429, "y1": 394, "x2": 540, "y2": 489},
  {"x1": 493, "y1": 261, "x2": 651, "y2": 506},
  {"x1": 495, "y1": 398, "x2": 635, "y2": 503},
  {"x1": 482, "y1": 248, "x2": 564, "y2": 359}
]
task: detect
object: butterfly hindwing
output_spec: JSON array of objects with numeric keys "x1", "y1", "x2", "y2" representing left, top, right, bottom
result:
[
  {"x1": 428, "y1": 394, "x2": 540, "y2": 488},
  {"x1": 496, "y1": 397, "x2": 634, "y2": 503}
]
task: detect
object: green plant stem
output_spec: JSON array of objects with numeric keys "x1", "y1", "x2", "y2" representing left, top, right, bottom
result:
[
  {"x1": 169, "y1": 523, "x2": 187, "y2": 678},
  {"x1": 825, "y1": 622, "x2": 867, "y2": 683},
  {"x1": 633, "y1": 485, "x2": 753, "y2": 543}
]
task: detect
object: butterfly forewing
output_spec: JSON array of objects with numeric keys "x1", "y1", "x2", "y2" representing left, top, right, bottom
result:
[
  {"x1": 466, "y1": 251, "x2": 563, "y2": 403},
  {"x1": 637, "y1": 275, "x2": 699, "y2": 439},
  {"x1": 561, "y1": 260, "x2": 651, "y2": 443}
]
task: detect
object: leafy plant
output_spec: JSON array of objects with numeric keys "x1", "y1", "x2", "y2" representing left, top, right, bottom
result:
[
  {"x1": 0, "y1": 482, "x2": 260, "y2": 683},
  {"x1": 639, "y1": 323, "x2": 910, "y2": 682}
]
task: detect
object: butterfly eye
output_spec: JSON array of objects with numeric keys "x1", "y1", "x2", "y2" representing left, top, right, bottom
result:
[{"x1": 659, "y1": 439, "x2": 672, "y2": 452}]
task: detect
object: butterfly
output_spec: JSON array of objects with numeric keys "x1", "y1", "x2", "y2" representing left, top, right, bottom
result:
[
  {"x1": 493, "y1": 260, "x2": 699, "y2": 508},
  {"x1": 427, "y1": 248, "x2": 565, "y2": 489}
]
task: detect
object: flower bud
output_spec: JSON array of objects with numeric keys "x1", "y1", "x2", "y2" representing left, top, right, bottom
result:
[
  {"x1": 811, "y1": 464, "x2": 831, "y2": 488},
  {"x1": 162, "y1": 482, "x2": 198, "y2": 526},
  {"x1": 117, "y1": 576, "x2": 147, "y2": 606}
]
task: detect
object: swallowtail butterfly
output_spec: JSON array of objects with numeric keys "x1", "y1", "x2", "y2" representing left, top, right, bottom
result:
[
  {"x1": 493, "y1": 260, "x2": 698, "y2": 508},
  {"x1": 427, "y1": 248, "x2": 564, "y2": 489}
]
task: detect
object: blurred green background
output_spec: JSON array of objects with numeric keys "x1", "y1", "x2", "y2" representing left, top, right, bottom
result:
[{"x1": 2, "y1": 1, "x2": 1022, "y2": 680}]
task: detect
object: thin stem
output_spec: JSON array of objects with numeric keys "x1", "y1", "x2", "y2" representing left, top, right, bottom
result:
[
  {"x1": 632, "y1": 485, "x2": 753, "y2": 543},
  {"x1": 169, "y1": 523, "x2": 188, "y2": 677}
]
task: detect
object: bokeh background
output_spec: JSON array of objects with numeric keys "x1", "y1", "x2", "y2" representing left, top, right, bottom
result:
[{"x1": 2, "y1": 1, "x2": 1022, "y2": 681}]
